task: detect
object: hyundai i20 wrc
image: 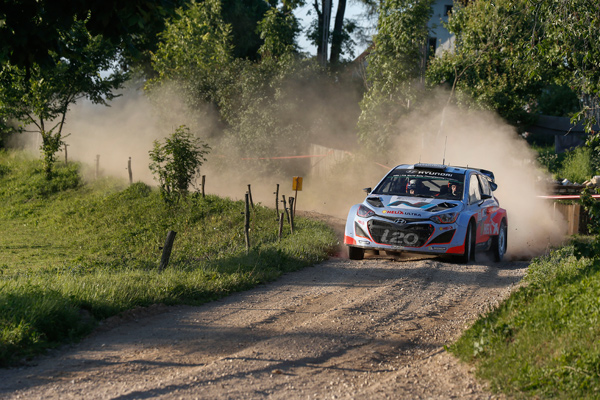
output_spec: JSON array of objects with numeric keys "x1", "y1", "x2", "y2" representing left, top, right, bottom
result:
[{"x1": 344, "y1": 163, "x2": 507, "y2": 262}]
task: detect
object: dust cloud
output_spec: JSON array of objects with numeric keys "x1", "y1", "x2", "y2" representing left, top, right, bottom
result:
[
  {"x1": 12, "y1": 82, "x2": 565, "y2": 260},
  {"x1": 384, "y1": 92, "x2": 567, "y2": 259}
]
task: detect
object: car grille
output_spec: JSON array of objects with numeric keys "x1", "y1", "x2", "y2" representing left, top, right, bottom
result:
[
  {"x1": 427, "y1": 229, "x2": 456, "y2": 245},
  {"x1": 367, "y1": 220, "x2": 434, "y2": 247}
]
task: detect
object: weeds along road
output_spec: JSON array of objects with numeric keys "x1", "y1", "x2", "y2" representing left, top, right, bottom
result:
[{"x1": 2, "y1": 216, "x2": 527, "y2": 399}]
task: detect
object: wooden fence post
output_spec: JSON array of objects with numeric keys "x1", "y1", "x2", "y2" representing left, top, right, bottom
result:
[
  {"x1": 158, "y1": 231, "x2": 177, "y2": 271},
  {"x1": 274, "y1": 184, "x2": 279, "y2": 218},
  {"x1": 244, "y1": 193, "x2": 250, "y2": 252},
  {"x1": 202, "y1": 175, "x2": 206, "y2": 198},
  {"x1": 247, "y1": 184, "x2": 254, "y2": 209},
  {"x1": 64, "y1": 144, "x2": 69, "y2": 165},
  {"x1": 127, "y1": 157, "x2": 132, "y2": 185},
  {"x1": 289, "y1": 197, "x2": 295, "y2": 234},
  {"x1": 278, "y1": 212, "x2": 284, "y2": 240},
  {"x1": 282, "y1": 195, "x2": 290, "y2": 226}
]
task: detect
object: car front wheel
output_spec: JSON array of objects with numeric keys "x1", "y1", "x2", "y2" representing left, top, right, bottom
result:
[
  {"x1": 456, "y1": 222, "x2": 475, "y2": 264},
  {"x1": 348, "y1": 246, "x2": 365, "y2": 260}
]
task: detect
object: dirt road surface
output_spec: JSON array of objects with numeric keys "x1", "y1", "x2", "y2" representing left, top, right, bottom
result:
[{"x1": 1, "y1": 214, "x2": 527, "y2": 399}]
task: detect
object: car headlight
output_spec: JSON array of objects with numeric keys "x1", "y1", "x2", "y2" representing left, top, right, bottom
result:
[
  {"x1": 430, "y1": 212, "x2": 458, "y2": 224},
  {"x1": 357, "y1": 204, "x2": 376, "y2": 218}
]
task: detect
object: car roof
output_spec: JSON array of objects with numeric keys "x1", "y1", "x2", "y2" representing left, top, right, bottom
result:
[{"x1": 393, "y1": 163, "x2": 496, "y2": 182}]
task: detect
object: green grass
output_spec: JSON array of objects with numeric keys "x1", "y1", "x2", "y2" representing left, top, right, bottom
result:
[
  {"x1": 0, "y1": 150, "x2": 338, "y2": 367},
  {"x1": 559, "y1": 147, "x2": 597, "y2": 184},
  {"x1": 449, "y1": 243, "x2": 600, "y2": 399}
]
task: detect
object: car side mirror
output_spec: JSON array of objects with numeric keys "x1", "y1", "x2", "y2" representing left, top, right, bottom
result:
[
  {"x1": 490, "y1": 182, "x2": 498, "y2": 191},
  {"x1": 363, "y1": 187, "x2": 372, "y2": 194}
]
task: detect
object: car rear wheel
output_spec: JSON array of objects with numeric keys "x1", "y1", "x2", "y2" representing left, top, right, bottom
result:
[
  {"x1": 492, "y1": 220, "x2": 507, "y2": 262},
  {"x1": 348, "y1": 246, "x2": 365, "y2": 260}
]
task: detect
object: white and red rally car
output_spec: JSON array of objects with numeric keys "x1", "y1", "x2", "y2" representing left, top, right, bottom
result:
[{"x1": 344, "y1": 163, "x2": 507, "y2": 262}]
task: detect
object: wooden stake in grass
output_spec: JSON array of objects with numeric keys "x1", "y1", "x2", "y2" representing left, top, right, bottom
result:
[
  {"x1": 244, "y1": 193, "x2": 250, "y2": 252},
  {"x1": 64, "y1": 143, "x2": 69, "y2": 165},
  {"x1": 159, "y1": 230, "x2": 177, "y2": 271},
  {"x1": 274, "y1": 184, "x2": 279, "y2": 218},
  {"x1": 282, "y1": 195, "x2": 290, "y2": 226},
  {"x1": 247, "y1": 184, "x2": 254, "y2": 209},
  {"x1": 202, "y1": 175, "x2": 206, "y2": 198},
  {"x1": 289, "y1": 196, "x2": 295, "y2": 234},
  {"x1": 127, "y1": 157, "x2": 132, "y2": 185},
  {"x1": 278, "y1": 212, "x2": 284, "y2": 240}
]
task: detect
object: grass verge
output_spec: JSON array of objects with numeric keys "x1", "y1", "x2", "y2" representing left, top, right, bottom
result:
[
  {"x1": 449, "y1": 242, "x2": 600, "y2": 398},
  {"x1": 0, "y1": 150, "x2": 338, "y2": 367}
]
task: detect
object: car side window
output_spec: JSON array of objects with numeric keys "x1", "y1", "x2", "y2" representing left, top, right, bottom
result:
[
  {"x1": 477, "y1": 175, "x2": 492, "y2": 197},
  {"x1": 468, "y1": 174, "x2": 481, "y2": 204}
]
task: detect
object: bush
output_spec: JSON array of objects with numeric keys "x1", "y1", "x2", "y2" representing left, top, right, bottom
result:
[{"x1": 149, "y1": 125, "x2": 210, "y2": 202}]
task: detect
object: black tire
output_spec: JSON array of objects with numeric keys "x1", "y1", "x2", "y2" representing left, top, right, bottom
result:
[
  {"x1": 348, "y1": 246, "x2": 365, "y2": 260},
  {"x1": 492, "y1": 220, "x2": 507, "y2": 262},
  {"x1": 456, "y1": 222, "x2": 475, "y2": 264}
]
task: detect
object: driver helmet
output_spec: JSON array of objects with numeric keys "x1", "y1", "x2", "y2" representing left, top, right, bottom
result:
[
  {"x1": 407, "y1": 179, "x2": 418, "y2": 191},
  {"x1": 451, "y1": 182, "x2": 462, "y2": 192}
]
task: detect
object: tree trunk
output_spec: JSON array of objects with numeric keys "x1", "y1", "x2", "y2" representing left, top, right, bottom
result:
[
  {"x1": 315, "y1": 0, "x2": 332, "y2": 66},
  {"x1": 330, "y1": 0, "x2": 347, "y2": 65}
]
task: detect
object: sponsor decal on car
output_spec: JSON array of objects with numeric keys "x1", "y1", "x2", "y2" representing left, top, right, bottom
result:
[
  {"x1": 379, "y1": 230, "x2": 420, "y2": 246},
  {"x1": 381, "y1": 210, "x2": 422, "y2": 217},
  {"x1": 405, "y1": 169, "x2": 454, "y2": 178},
  {"x1": 483, "y1": 220, "x2": 499, "y2": 235}
]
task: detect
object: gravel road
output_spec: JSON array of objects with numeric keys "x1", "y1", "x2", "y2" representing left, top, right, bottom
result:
[{"x1": 1, "y1": 214, "x2": 527, "y2": 399}]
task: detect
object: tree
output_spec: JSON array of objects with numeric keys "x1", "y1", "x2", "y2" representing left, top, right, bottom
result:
[
  {"x1": 426, "y1": 0, "x2": 554, "y2": 128},
  {"x1": 149, "y1": 125, "x2": 211, "y2": 202},
  {"x1": 147, "y1": 0, "x2": 234, "y2": 119},
  {"x1": 0, "y1": 0, "x2": 188, "y2": 76},
  {"x1": 357, "y1": 0, "x2": 433, "y2": 153},
  {"x1": 0, "y1": 20, "x2": 127, "y2": 178},
  {"x1": 531, "y1": 0, "x2": 600, "y2": 128},
  {"x1": 307, "y1": 0, "x2": 360, "y2": 65},
  {"x1": 257, "y1": 5, "x2": 301, "y2": 59},
  {"x1": 222, "y1": 0, "x2": 272, "y2": 60},
  {"x1": 426, "y1": 0, "x2": 600, "y2": 132}
]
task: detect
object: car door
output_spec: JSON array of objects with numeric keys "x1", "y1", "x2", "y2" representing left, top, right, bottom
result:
[
  {"x1": 466, "y1": 173, "x2": 493, "y2": 245},
  {"x1": 477, "y1": 174, "x2": 501, "y2": 239},
  {"x1": 469, "y1": 173, "x2": 500, "y2": 244}
]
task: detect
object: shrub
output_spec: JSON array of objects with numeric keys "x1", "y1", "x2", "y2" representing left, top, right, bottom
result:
[{"x1": 149, "y1": 125, "x2": 210, "y2": 203}]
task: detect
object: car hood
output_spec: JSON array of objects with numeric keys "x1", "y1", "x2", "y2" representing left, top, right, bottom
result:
[{"x1": 364, "y1": 195, "x2": 463, "y2": 218}]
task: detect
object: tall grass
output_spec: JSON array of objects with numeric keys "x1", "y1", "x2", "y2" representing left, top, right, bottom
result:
[
  {"x1": 0, "y1": 151, "x2": 338, "y2": 366},
  {"x1": 449, "y1": 244, "x2": 600, "y2": 398},
  {"x1": 559, "y1": 147, "x2": 597, "y2": 184}
]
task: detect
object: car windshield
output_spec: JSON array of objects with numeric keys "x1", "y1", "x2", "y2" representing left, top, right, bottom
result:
[{"x1": 371, "y1": 168, "x2": 466, "y2": 200}]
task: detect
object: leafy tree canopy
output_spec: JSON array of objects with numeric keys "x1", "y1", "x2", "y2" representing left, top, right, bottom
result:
[
  {"x1": 357, "y1": 0, "x2": 433, "y2": 153},
  {"x1": 426, "y1": 0, "x2": 553, "y2": 127},
  {"x1": 426, "y1": 0, "x2": 600, "y2": 130},
  {"x1": 0, "y1": 0, "x2": 188, "y2": 74},
  {"x1": 0, "y1": 19, "x2": 128, "y2": 177}
]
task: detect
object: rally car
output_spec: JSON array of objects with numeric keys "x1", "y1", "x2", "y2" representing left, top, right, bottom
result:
[{"x1": 344, "y1": 163, "x2": 507, "y2": 262}]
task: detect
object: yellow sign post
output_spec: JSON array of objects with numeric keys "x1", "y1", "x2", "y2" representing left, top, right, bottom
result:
[{"x1": 292, "y1": 177, "x2": 303, "y2": 216}]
